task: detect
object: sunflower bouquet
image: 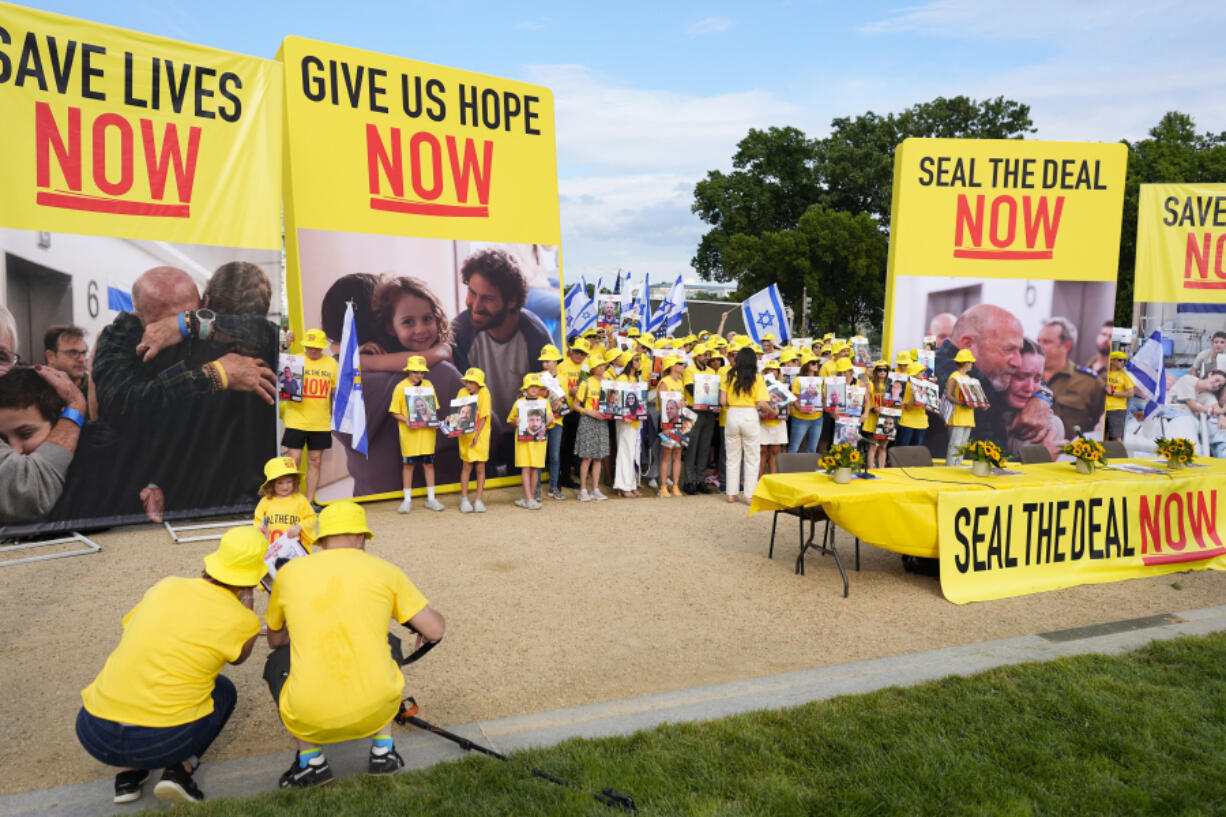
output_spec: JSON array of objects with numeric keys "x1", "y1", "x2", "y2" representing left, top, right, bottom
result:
[
  {"x1": 820, "y1": 444, "x2": 860, "y2": 474},
  {"x1": 1155, "y1": 436, "x2": 1195, "y2": 468},
  {"x1": 1062, "y1": 435, "x2": 1106, "y2": 473},
  {"x1": 957, "y1": 439, "x2": 1004, "y2": 467}
]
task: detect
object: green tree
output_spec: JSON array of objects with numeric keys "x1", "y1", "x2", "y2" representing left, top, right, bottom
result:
[{"x1": 1115, "y1": 112, "x2": 1226, "y2": 325}]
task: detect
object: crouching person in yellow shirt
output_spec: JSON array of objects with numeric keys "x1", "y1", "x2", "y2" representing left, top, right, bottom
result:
[
  {"x1": 264, "y1": 502, "x2": 445, "y2": 787},
  {"x1": 76, "y1": 527, "x2": 266, "y2": 805}
]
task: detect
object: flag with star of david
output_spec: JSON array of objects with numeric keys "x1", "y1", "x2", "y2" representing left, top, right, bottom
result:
[{"x1": 741, "y1": 284, "x2": 789, "y2": 344}]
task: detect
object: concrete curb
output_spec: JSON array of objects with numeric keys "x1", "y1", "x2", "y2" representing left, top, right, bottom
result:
[{"x1": 5, "y1": 604, "x2": 1224, "y2": 817}]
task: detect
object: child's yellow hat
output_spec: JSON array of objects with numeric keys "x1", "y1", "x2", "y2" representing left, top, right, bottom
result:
[
  {"x1": 538, "y1": 344, "x2": 563, "y2": 362},
  {"x1": 403, "y1": 355, "x2": 429, "y2": 372},
  {"x1": 521, "y1": 372, "x2": 543, "y2": 390},
  {"x1": 261, "y1": 456, "x2": 303, "y2": 491},
  {"x1": 302, "y1": 329, "x2": 328, "y2": 349},
  {"x1": 462, "y1": 368, "x2": 486, "y2": 388}
]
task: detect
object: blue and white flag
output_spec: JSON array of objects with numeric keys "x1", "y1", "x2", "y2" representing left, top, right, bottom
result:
[
  {"x1": 661, "y1": 275, "x2": 687, "y2": 335},
  {"x1": 629, "y1": 272, "x2": 649, "y2": 332},
  {"x1": 741, "y1": 284, "x2": 789, "y2": 344},
  {"x1": 331, "y1": 300, "x2": 368, "y2": 455},
  {"x1": 564, "y1": 279, "x2": 598, "y2": 337},
  {"x1": 1125, "y1": 330, "x2": 1166, "y2": 419}
]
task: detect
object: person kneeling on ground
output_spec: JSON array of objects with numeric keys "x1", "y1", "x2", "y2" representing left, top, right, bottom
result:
[
  {"x1": 264, "y1": 501, "x2": 445, "y2": 787},
  {"x1": 76, "y1": 526, "x2": 266, "y2": 804}
]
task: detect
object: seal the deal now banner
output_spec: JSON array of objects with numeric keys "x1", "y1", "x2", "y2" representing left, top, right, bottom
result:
[
  {"x1": 278, "y1": 36, "x2": 563, "y2": 503},
  {"x1": 0, "y1": 2, "x2": 282, "y2": 534},
  {"x1": 938, "y1": 473, "x2": 1226, "y2": 604}
]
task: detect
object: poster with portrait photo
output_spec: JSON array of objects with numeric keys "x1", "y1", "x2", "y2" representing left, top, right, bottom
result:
[
  {"x1": 834, "y1": 415, "x2": 861, "y2": 447},
  {"x1": 278, "y1": 353, "x2": 305, "y2": 403},
  {"x1": 516, "y1": 398, "x2": 549, "y2": 442},
  {"x1": 780, "y1": 365, "x2": 800, "y2": 386},
  {"x1": 443, "y1": 394, "x2": 479, "y2": 437},
  {"x1": 692, "y1": 373, "x2": 721, "y2": 410},
  {"x1": 796, "y1": 377, "x2": 823, "y2": 413},
  {"x1": 600, "y1": 379, "x2": 623, "y2": 418},
  {"x1": 824, "y1": 377, "x2": 847, "y2": 413},
  {"x1": 885, "y1": 373, "x2": 909, "y2": 408},
  {"x1": 404, "y1": 387, "x2": 439, "y2": 429},
  {"x1": 620, "y1": 382, "x2": 648, "y2": 421},
  {"x1": 875, "y1": 407, "x2": 901, "y2": 442},
  {"x1": 659, "y1": 390, "x2": 684, "y2": 429},
  {"x1": 850, "y1": 338, "x2": 871, "y2": 366},
  {"x1": 846, "y1": 385, "x2": 866, "y2": 416},
  {"x1": 765, "y1": 380, "x2": 796, "y2": 420},
  {"x1": 597, "y1": 295, "x2": 620, "y2": 328},
  {"x1": 960, "y1": 378, "x2": 990, "y2": 409},
  {"x1": 912, "y1": 378, "x2": 941, "y2": 411}
]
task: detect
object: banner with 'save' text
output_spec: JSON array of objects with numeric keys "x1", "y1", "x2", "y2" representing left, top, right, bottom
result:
[
  {"x1": 0, "y1": 3, "x2": 282, "y2": 535},
  {"x1": 938, "y1": 475, "x2": 1226, "y2": 604},
  {"x1": 882, "y1": 138, "x2": 1126, "y2": 466},
  {"x1": 279, "y1": 36, "x2": 563, "y2": 502},
  {"x1": 1135, "y1": 183, "x2": 1226, "y2": 304}
]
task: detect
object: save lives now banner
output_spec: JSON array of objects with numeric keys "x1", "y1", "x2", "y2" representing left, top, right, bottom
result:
[
  {"x1": 279, "y1": 36, "x2": 563, "y2": 502},
  {"x1": 1134, "y1": 183, "x2": 1226, "y2": 303},
  {"x1": 0, "y1": 3, "x2": 282, "y2": 533},
  {"x1": 938, "y1": 475, "x2": 1226, "y2": 604}
]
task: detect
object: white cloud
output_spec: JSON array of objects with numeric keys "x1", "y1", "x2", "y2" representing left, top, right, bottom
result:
[
  {"x1": 861, "y1": 0, "x2": 1174, "y2": 39},
  {"x1": 515, "y1": 20, "x2": 544, "y2": 31},
  {"x1": 687, "y1": 16, "x2": 733, "y2": 36}
]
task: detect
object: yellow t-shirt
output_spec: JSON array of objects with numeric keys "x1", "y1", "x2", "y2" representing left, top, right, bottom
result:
[
  {"x1": 722, "y1": 372, "x2": 769, "y2": 408},
  {"x1": 790, "y1": 377, "x2": 821, "y2": 421},
  {"x1": 817, "y1": 359, "x2": 838, "y2": 380},
  {"x1": 900, "y1": 380, "x2": 929, "y2": 430},
  {"x1": 506, "y1": 398, "x2": 554, "y2": 468},
  {"x1": 456, "y1": 386, "x2": 492, "y2": 462},
  {"x1": 1105, "y1": 370, "x2": 1135, "y2": 412},
  {"x1": 81, "y1": 577, "x2": 259, "y2": 727},
  {"x1": 389, "y1": 377, "x2": 438, "y2": 457},
  {"x1": 947, "y1": 373, "x2": 976, "y2": 428},
  {"x1": 716, "y1": 364, "x2": 731, "y2": 426},
  {"x1": 861, "y1": 381, "x2": 886, "y2": 432},
  {"x1": 617, "y1": 372, "x2": 643, "y2": 429},
  {"x1": 575, "y1": 376, "x2": 603, "y2": 414},
  {"x1": 266, "y1": 548, "x2": 428, "y2": 744},
  {"x1": 283, "y1": 354, "x2": 339, "y2": 433},
  {"x1": 557, "y1": 359, "x2": 584, "y2": 408},
  {"x1": 254, "y1": 493, "x2": 317, "y2": 547}
]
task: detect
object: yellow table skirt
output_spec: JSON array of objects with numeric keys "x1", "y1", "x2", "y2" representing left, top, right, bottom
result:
[{"x1": 750, "y1": 459, "x2": 1226, "y2": 559}]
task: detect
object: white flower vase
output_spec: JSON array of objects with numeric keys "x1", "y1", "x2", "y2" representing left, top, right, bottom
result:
[
  {"x1": 971, "y1": 460, "x2": 992, "y2": 477},
  {"x1": 832, "y1": 467, "x2": 852, "y2": 484}
]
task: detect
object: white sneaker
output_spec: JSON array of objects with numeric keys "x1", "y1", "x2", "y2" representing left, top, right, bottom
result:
[
  {"x1": 527, "y1": 499, "x2": 542, "y2": 510},
  {"x1": 648, "y1": 479, "x2": 658, "y2": 489},
  {"x1": 473, "y1": 499, "x2": 486, "y2": 513},
  {"x1": 397, "y1": 498, "x2": 412, "y2": 514},
  {"x1": 424, "y1": 498, "x2": 444, "y2": 512},
  {"x1": 592, "y1": 490, "x2": 608, "y2": 501},
  {"x1": 459, "y1": 498, "x2": 473, "y2": 513},
  {"x1": 577, "y1": 490, "x2": 592, "y2": 502},
  {"x1": 548, "y1": 489, "x2": 566, "y2": 501},
  {"x1": 514, "y1": 498, "x2": 529, "y2": 508}
]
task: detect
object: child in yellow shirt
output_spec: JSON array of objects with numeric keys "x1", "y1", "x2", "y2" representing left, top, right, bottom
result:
[
  {"x1": 455, "y1": 367, "x2": 491, "y2": 514},
  {"x1": 507, "y1": 373, "x2": 555, "y2": 509},
  {"x1": 389, "y1": 356, "x2": 443, "y2": 513},
  {"x1": 945, "y1": 349, "x2": 978, "y2": 465},
  {"x1": 254, "y1": 456, "x2": 317, "y2": 549}
]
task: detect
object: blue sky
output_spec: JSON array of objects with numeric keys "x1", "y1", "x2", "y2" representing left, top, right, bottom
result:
[{"x1": 26, "y1": 0, "x2": 1226, "y2": 285}]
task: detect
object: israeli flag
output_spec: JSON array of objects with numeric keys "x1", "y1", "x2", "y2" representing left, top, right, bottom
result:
[
  {"x1": 1125, "y1": 330, "x2": 1166, "y2": 419},
  {"x1": 331, "y1": 301, "x2": 368, "y2": 455},
  {"x1": 629, "y1": 272, "x2": 650, "y2": 332},
  {"x1": 661, "y1": 275, "x2": 687, "y2": 335},
  {"x1": 564, "y1": 279, "x2": 598, "y2": 337},
  {"x1": 741, "y1": 284, "x2": 789, "y2": 344}
]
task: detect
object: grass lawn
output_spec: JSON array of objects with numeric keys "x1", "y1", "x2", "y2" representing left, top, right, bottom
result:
[{"x1": 194, "y1": 633, "x2": 1226, "y2": 816}]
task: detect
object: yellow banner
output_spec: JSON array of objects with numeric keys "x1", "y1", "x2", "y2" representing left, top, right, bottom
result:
[
  {"x1": 888, "y1": 138, "x2": 1127, "y2": 282},
  {"x1": 278, "y1": 36, "x2": 559, "y2": 244},
  {"x1": 938, "y1": 474, "x2": 1226, "y2": 603},
  {"x1": 1135, "y1": 183, "x2": 1226, "y2": 303},
  {"x1": 0, "y1": 2, "x2": 281, "y2": 248}
]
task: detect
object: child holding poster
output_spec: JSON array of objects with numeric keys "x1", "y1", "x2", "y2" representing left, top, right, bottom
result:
[
  {"x1": 896, "y1": 362, "x2": 932, "y2": 448},
  {"x1": 507, "y1": 373, "x2": 554, "y2": 509},
  {"x1": 254, "y1": 457, "x2": 317, "y2": 550},
  {"x1": 281, "y1": 329, "x2": 338, "y2": 506},
  {"x1": 945, "y1": 349, "x2": 978, "y2": 465},
  {"x1": 860, "y1": 361, "x2": 891, "y2": 469},
  {"x1": 758, "y1": 360, "x2": 788, "y2": 475},
  {"x1": 455, "y1": 368, "x2": 491, "y2": 514},
  {"x1": 389, "y1": 356, "x2": 443, "y2": 513},
  {"x1": 657, "y1": 355, "x2": 687, "y2": 498},
  {"x1": 614, "y1": 351, "x2": 645, "y2": 498},
  {"x1": 573, "y1": 350, "x2": 617, "y2": 501},
  {"x1": 537, "y1": 345, "x2": 569, "y2": 501}
]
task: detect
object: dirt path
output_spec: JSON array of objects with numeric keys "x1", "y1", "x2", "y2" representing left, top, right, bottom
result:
[{"x1": 2, "y1": 486, "x2": 1221, "y2": 794}]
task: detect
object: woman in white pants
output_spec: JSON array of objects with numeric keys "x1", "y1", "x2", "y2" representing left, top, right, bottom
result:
[
  {"x1": 720, "y1": 347, "x2": 771, "y2": 504},
  {"x1": 613, "y1": 352, "x2": 644, "y2": 497}
]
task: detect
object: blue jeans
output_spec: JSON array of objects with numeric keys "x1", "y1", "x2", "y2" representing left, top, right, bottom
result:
[
  {"x1": 546, "y1": 424, "x2": 563, "y2": 488},
  {"x1": 787, "y1": 417, "x2": 821, "y2": 453},
  {"x1": 76, "y1": 675, "x2": 237, "y2": 770},
  {"x1": 894, "y1": 426, "x2": 927, "y2": 448}
]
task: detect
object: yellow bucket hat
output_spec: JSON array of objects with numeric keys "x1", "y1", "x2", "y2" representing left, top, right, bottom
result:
[
  {"x1": 626, "y1": 327, "x2": 641, "y2": 337},
  {"x1": 586, "y1": 352, "x2": 609, "y2": 370},
  {"x1": 538, "y1": 344, "x2": 563, "y2": 362},
  {"x1": 762, "y1": 333, "x2": 777, "y2": 343},
  {"x1": 907, "y1": 362, "x2": 926, "y2": 377},
  {"x1": 261, "y1": 456, "x2": 303, "y2": 491},
  {"x1": 896, "y1": 351, "x2": 912, "y2": 366},
  {"x1": 763, "y1": 359, "x2": 781, "y2": 370},
  {"x1": 835, "y1": 357, "x2": 854, "y2": 373},
  {"x1": 662, "y1": 354, "x2": 684, "y2": 370},
  {"x1": 302, "y1": 328, "x2": 328, "y2": 349},
  {"x1": 617, "y1": 350, "x2": 636, "y2": 368},
  {"x1": 403, "y1": 355, "x2": 429, "y2": 372},
  {"x1": 954, "y1": 349, "x2": 977, "y2": 364},
  {"x1": 521, "y1": 372, "x2": 543, "y2": 390},
  {"x1": 203, "y1": 527, "x2": 268, "y2": 587},
  {"x1": 317, "y1": 501, "x2": 374, "y2": 540},
  {"x1": 1109, "y1": 350, "x2": 1127, "y2": 360},
  {"x1": 638, "y1": 332, "x2": 656, "y2": 346},
  {"x1": 461, "y1": 367, "x2": 486, "y2": 388},
  {"x1": 602, "y1": 348, "x2": 623, "y2": 367},
  {"x1": 569, "y1": 338, "x2": 591, "y2": 354},
  {"x1": 692, "y1": 343, "x2": 710, "y2": 356}
]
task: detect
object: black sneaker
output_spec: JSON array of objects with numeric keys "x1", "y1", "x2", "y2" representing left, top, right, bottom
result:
[
  {"x1": 153, "y1": 765, "x2": 203, "y2": 803},
  {"x1": 113, "y1": 769, "x2": 149, "y2": 803},
  {"x1": 279, "y1": 754, "x2": 334, "y2": 788},
  {"x1": 368, "y1": 746, "x2": 405, "y2": 775}
]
